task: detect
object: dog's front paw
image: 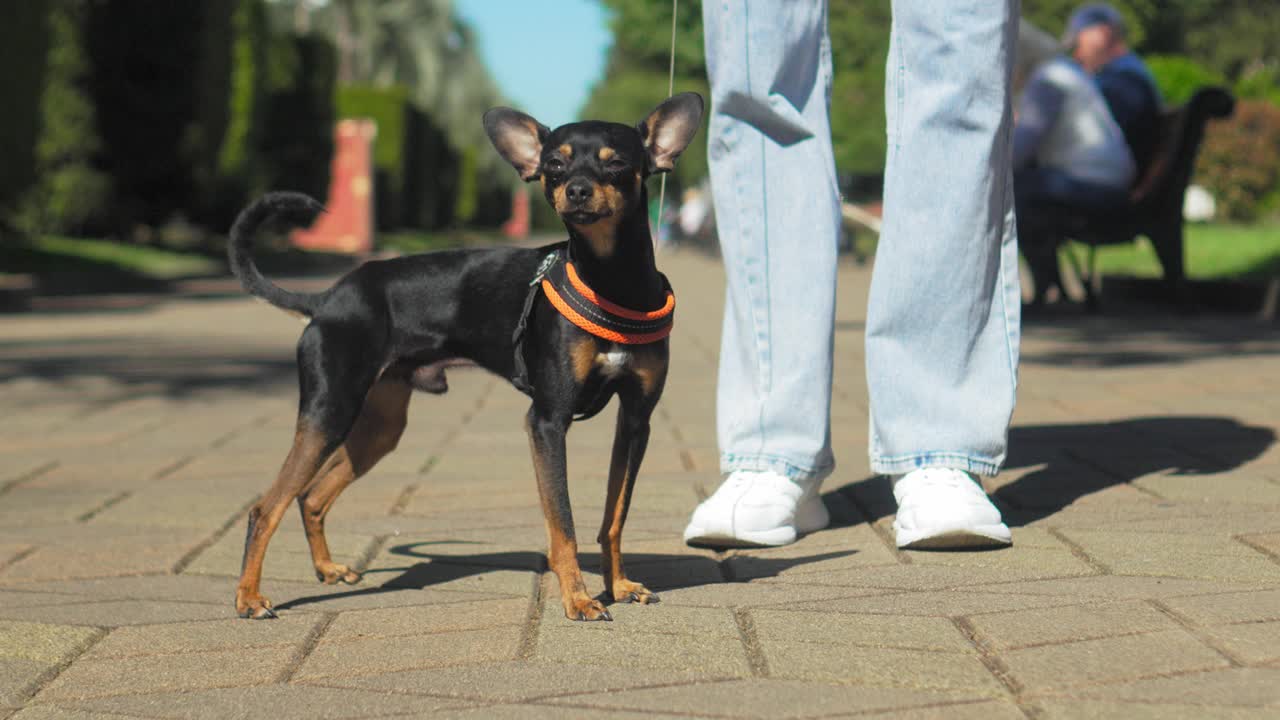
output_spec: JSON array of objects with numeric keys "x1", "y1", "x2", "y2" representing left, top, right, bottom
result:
[
  {"x1": 564, "y1": 595, "x2": 612, "y2": 622},
  {"x1": 315, "y1": 562, "x2": 362, "y2": 585},
  {"x1": 611, "y1": 579, "x2": 660, "y2": 605},
  {"x1": 236, "y1": 589, "x2": 278, "y2": 619}
]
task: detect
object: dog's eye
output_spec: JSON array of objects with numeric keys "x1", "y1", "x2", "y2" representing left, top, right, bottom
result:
[
  {"x1": 544, "y1": 158, "x2": 566, "y2": 175},
  {"x1": 605, "y1": 159, "x2": 629, "y2": 174}
]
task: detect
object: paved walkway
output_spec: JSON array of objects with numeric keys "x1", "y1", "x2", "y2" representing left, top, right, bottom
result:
[{"x1": 2, "y1": 249, "x2": 1279, "y2": 719}]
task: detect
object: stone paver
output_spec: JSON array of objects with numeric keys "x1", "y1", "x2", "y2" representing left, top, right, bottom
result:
[{"x1": 2, "y1": 249, "x2": 1279, "y2": 718}]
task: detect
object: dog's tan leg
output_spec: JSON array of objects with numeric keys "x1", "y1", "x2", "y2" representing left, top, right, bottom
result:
[
  {"x1": 298, "y1": 379, "x2": 412, "y2": 585},
  {"x1": 527, "y1": 408, "x2": 610, "y2": 621},
  {"x1": 236, "y1": 422, "x2": 334, "y2": 618},
  {"x1": 598, "y1": 404, "x2": 658, "y2": 605}
]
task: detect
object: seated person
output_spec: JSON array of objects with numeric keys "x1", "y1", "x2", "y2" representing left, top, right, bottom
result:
[
  {"x1": 1064, "y1": 3, "x2": 1163, "y2": 170},
  {"x1": 1013, "y1": 31, "x2": 1135, "y2": 302}
]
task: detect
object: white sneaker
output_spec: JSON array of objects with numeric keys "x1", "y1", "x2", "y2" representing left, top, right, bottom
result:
[
  {"x1": 683, "y1": 470, "x2": 830, "y2": 548},
  {"x1": 891, "y1": 467, "x2": 1012, "y2": 549}
]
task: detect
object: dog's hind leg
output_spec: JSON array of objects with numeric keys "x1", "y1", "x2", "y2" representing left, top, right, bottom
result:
[
  {"x1": 599, "y1": 389, "x2": 659, "y2": 605},
  {"x1": 235, "y1": 323, "x2": 380, "y2": 619},
  {"x1": 297, "y1": 378, "x2": 411, "y2": 585},
  {"x1": 236, "y1": 420, "x2": 340, "y2": 618}
]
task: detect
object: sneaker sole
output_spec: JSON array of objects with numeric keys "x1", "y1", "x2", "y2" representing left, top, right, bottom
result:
[{"x1": 895, "y1": 524, "x2": 1012, "y2": 550}]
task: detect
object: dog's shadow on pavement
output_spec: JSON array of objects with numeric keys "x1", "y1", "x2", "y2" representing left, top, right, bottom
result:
[
  {"x1": 273, "y1": 543, "x2": 856, "y2": 612},
  {"x1": 828, "y1": 415, "x2": 1275, "y2": 529},
  {"x1": 275, "y1": 415, "x2": 1271, "y2": 612}
]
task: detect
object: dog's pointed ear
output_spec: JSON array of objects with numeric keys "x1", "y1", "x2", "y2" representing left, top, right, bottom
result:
[
  {"x1": 483, "y1": 107, "x2": 550, "y2": 181},
  {"x1": 637, "y1": 92, "x2": 704, "y2": 174}
]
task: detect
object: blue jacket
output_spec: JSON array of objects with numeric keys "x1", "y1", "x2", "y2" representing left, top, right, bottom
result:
[{"x1": 1096, "y1": 52, "x2": 1163, "y2": 170}]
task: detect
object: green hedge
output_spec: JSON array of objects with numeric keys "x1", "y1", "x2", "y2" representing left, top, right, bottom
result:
[
  {"x1": 16, "y1": 0, "x2": 110, "y2": 236},
  {"x1": 403, "y1": 106, "x2": 459, "y2": 230},
  {"x1": 1147, "y1": 55, "x2": 1225, "y2": 106},
  {"x1": 336, "y1": 85, "x2": 411, "y2": 231},
  {"x1": 0, "y1": 3, "x2": 49, "y2": 227},
  {"x1": 1196, "y1": 100, "x2": 1280, "y2": 222},
  {"x1": 259, "y1": 33, "x2": 336, "y2": 202},
  {"x1": 86, "y1": 0, "x2": 215, "y2": 232},
  {"x1": 215, "y1": 0, "x2": 270, "y2": 218}
]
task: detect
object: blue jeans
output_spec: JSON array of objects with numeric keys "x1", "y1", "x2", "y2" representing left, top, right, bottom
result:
[
  {"x1": 705, "y1": 0, "x2": 1020, "y2": 481},
  {"x1": 704, "y1": 0, "x2": 841, "y2": 483},
  {"x1": 1015, "y1": 166, "x2": 1129, "y2": 219}
]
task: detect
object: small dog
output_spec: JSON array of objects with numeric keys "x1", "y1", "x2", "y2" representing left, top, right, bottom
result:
[{"x1": 228, "y1": 93, "x2": 703, "y2": 621}]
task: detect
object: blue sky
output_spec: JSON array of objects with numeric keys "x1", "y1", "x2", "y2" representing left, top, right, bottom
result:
[{"x1": 455, "y1": 0, "x2": 614, "y2": 129}]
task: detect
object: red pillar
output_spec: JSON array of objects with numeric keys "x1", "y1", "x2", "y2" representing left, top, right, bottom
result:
[
  {"x1": 292, "y1": 118, "x2": 376, "y2": 253},
  {"x1": 501, "y1": 187, "x2": 530, "y2": 240}
]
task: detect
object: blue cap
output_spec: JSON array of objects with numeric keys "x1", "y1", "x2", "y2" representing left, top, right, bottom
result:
[{"x1": 1062, "y1": 3, "x2": 1125, "y2": 46}]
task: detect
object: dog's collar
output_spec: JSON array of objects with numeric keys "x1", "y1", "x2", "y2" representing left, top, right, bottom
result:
[
  {"x1": 510, "y1": 246, "x2": 674, "y2": 401},
  {"x1": 539, "y1": 252, "x2": 675, "y2": 345}
]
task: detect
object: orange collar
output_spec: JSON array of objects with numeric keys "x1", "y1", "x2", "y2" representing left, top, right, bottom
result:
[
  {"x1": 540, "y1": 258, "x2": 674, "y2": 344},
  {"x1": 510, "y1": 248, "x2": 676, "y2": 400}
]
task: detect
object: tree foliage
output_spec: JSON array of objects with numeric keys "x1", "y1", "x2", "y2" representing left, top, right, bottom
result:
[
  {"x1": 0, "y1": 2, "x2": 50, "y2": 225},
  {"x1": 16, "y1": 0, "x2": 110, "y2": 235},
  {"x1": 217, "y1": 0, "x2": 269, "y2": 195},
  {"x1": 287, "y1": 0, "x2": 511, "y2": 228},
  {"x1": 1195, "y1": 101, "x2": 1280, "y2": 221},
  {"x1": 586, "y1": 0, "x2": 1278, "y2": 180},
  {"x1": 309, "y1": 0, "x2": 506, "y2": 176}
]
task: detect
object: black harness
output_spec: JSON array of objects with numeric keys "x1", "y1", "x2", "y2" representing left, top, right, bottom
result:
[{"x1": 510, "y1": 245, "x2": 675, "y2": 421}]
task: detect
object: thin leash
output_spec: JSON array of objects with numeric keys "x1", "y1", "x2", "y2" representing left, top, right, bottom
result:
[{"x1": 654, "y1": 0, "x2": 678, "y2": 249}]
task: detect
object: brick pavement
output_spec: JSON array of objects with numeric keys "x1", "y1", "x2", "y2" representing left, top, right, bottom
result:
[{"x1": 1, "y1": 250, "x2": 1279, "y2": 719}]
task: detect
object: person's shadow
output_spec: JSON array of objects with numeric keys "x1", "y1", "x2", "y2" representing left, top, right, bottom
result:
[{"x1": 827, "y1": 415, "x2": 1275, "y2": 528}]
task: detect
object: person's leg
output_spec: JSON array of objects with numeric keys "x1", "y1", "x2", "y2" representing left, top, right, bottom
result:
[
  {"x1": 867, "y1": 0, "x2": 1021, "y2": 474},
  {"x1": 1014, "y1": 167, "x2": 1067, "y2": 304},
  {"x1": 866, "y1": 0, "x2": 1021, "y2": 546},
  {"x1": 1015, "y1": 166, "x2": 1130, "y2": 304},
  {"x1": 685, "y1": 0, "x2": 841, "y2": 547}
]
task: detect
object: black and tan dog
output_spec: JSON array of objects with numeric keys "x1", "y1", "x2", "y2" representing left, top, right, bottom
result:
[{"x1": 227, "y1": 93, "x2": 703, "y2": 621}]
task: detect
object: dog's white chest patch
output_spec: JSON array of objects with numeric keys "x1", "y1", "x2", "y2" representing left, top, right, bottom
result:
[{"x1": 597, "y1": 350, "x2": 631, "y2": 376}]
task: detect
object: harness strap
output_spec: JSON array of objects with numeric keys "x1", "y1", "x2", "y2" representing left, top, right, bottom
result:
[{"x1": 510, "y1": 250, "x2": 560, "y2": 396}]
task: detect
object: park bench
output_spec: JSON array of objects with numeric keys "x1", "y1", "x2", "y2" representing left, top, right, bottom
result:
[{"x1": 1025, "y1": 86, "x2": 1236, "y2": 310}]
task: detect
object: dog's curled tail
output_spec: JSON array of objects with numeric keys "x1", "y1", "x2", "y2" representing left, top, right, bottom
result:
[{"x1": 228, "y1": 192, "x2": 325, "y2": 317}]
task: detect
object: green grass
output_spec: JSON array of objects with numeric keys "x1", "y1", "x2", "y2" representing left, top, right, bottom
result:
[
  {"x1": 0, "y1": 228, "x2": 506, "y2": 287},
  {"x1": 377, "y1": 229, "x2": 504, "y2": 255},
  {"x1": 377, "y1": 231, "x2": 460, "y2": 255},
  {"x1": 1065, "y1": 223, "x2": 1280, "y2": 280},
  {"x1": 3, "y1": 235, "x2": 221, "y2": 279}
]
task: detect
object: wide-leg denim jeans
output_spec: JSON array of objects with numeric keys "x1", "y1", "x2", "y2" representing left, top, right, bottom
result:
[
  {"x1": 867, "y1": 0, "x2": 1021, "y2": 476},
  {"x1": 704, "y1": 0, "x2": 841, "y2": 483},
  {"x1": 704, "y1": 0, "x2": 1020, "y2": 483}
]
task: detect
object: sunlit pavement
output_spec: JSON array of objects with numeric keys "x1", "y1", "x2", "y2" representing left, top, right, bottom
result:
[{"x1": 2, "y1": 249, "x2": 1279, "y2": 719}]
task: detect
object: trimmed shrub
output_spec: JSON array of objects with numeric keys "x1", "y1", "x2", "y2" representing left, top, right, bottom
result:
[
  {"x1": 1195, "y1": 100, "x2": 1280, "y2": 221},
  {"x1": 453, "y1": 146, "x2": 479, "y2": 226},
  {"x1": 258, "y1": 33, "x2": 336, "y2": 202},
  {"x1": 216, "y1": 0, "x2": 270, "y2": 212},
  {"x1": 85, "y1": 0, "x2": 208, "y2": 233},
  {"x1": 1147, "y1": 55, "x2": 1226, "y2": 106},
  {"x1": 1234, "y1": 65, "x2": 1280, "y2": 107},
  {"x1": 472, "y1": 165, "x2": 516, "y2": 228},
  {"x1": 336, "y1": 85, "x2": 411, "y2": 230},
  {"x1": 403, "y1": 107, "x2": 459, "y2": 230},
  {"x1": 16, "y1": 0, "x2": 110, "y2": 236},
  {"x1": 187, "y1": 0, "x2": 235, "y2": 225},
  {"x1": 0, "y1": 3, "x2": 49, "y2": 227}
]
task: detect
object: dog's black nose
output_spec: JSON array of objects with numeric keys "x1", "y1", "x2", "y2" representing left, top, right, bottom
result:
[{"x1": 565, "y1": 179, "x2": 594, "y2": 205}]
